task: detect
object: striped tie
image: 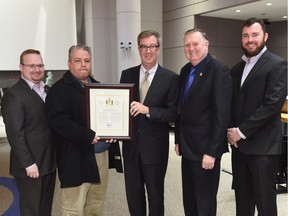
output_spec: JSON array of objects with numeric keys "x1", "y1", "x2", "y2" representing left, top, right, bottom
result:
[{"x1": 140, "y1": 71, "x2": 149, "y2": 103}]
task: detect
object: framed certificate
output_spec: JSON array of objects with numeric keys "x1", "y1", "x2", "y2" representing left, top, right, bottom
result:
[{"x1": 85, "y1": 83, "x2": 134, "y2": 141}]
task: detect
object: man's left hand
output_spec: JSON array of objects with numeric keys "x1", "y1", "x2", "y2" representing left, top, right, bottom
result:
[
  {"x1": 227, "y1": 128, "x2": 241, "y2": 148},
  {"x1": 130, "y1": 101, "x2": 149, "y2": 117}
]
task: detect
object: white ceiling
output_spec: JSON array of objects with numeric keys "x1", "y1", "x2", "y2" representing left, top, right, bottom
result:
[{"x1": 200, "y1": 0, "x2": 287, "y2": 22}]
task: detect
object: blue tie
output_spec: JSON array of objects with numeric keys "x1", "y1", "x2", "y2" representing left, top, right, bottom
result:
[{"x1": 182, "y1": 67, "x2": 196, "y2": 103}]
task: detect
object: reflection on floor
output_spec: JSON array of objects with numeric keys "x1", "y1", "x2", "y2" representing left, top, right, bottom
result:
[
  {"x1": 0, "y1": 117, "x2": 287, "y2": 216},
  {"x1": 0, "y1": 177, "x2": 19, "y2": 216}
]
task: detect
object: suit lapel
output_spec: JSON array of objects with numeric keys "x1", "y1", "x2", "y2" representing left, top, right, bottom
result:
[
  {"x1": 233, "y1": 63, "x2": 245, "y2": 96},
  {"x1": 183, "y1": 56, "x2": 211, "y2": 101},
  {"x1": 19, "y1": 78, "x2": 45, "y2": 103},
  {"x1": 240, "y1": 51, "x2": 270, "y2": 92},
  {"x1": 133, "y1": 66, "x2": 141, "y2": 102},
  {"x1": 30, "y1": 87, "x2": 45, "y2": 103},
  {"x1": 144, "y1": 65, "x2": 165, "y2": 104},
  {"x1": 180, "y1": 67, "x2": 190, "y2": 100}
]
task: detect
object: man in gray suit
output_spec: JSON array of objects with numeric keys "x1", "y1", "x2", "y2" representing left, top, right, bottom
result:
[
  {"x1": 228, "y1": 18, "x2": 287, "y2": 216},
  {"x1": 1, "y1": 49, "x2": 56, "y2": 216},
  {"x1": 120, "y1": 30, "x2": 178, "y2": 216}
]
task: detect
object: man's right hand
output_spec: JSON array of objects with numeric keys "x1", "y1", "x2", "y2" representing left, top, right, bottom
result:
[
  {"x1": 92, "y1": 135, "x2": 100, "y2": 144},
  {"x1": 175, "y1": 144, "x2": 180, "y2": 156}
]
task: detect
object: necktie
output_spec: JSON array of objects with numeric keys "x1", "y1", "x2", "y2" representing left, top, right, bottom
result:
[
  {"x1": 140, "y1": 71, "x2": 150, "y2": 103},
  {"x1": 182, "y1": 67, "x2": 196, "y2": 103}
]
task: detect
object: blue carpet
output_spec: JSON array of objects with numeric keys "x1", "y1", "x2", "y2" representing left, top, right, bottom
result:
[{"x1": 0, "y1": 177, "x2": 20, "y2": 216}]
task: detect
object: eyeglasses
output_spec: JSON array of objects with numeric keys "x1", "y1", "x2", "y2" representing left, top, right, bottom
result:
[
  {"x1": 139, "y1": 44, "x2": 159, "y2": 52},
  {"x1": 21, "y1": 64, "x2": 45, "y2": 69}
]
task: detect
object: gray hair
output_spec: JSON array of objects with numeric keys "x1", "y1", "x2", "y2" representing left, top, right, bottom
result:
[
  {"x1": 184, "y1": 28, "x2": 209, "y2": 41},
  {"x1": 68, "y1": 44, "x2": 91, "y2": 60}
]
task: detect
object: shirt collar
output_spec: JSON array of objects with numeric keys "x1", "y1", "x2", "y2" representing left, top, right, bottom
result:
[
  {"x1": 191, "y1": 54, "x2": 208, "y2": 71},
  {"x1": 242, "y1": 46, "x2": 267, "y2": 64},
  {"x1": 74, "y1": 76, "x2": 93, "y2": 88},
  {"x1": 21, "y1": 76, "x2": 45, "y2": 90},
  {"x1": 140, "y1": 63, "x2": 158, "y2": 75}
]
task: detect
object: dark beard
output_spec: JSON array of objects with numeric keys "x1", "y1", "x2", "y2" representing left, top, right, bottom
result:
[{"x1": 242, "y1": 40, "x2": 266, "y2": 57}]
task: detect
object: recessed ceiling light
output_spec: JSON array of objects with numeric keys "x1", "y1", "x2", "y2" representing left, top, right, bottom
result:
[
  {"x1": 266, "y1": 3, "x2": 272, "y2": 6},
  {"x1": 283, "y1": 16, "x2": 288, "y2": 19},
  {"x1": 236, "y1": 10, "x2": 241, "y2": 13}
]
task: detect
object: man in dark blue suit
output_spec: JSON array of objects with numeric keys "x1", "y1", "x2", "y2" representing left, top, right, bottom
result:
[
  {"x1": 175, "y1": 29, "x2": 232, "y2": 216},
  {"x1": 228, "y1": 18, "x2": 287, "y2": 216},
  {"x1": 120, "y1": 30, "x2": 178, "y2": 216}
]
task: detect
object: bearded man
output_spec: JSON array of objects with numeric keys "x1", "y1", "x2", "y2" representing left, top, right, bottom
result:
[{"x1": 228, "y1": 17, "x2": 287, "y2": 216}]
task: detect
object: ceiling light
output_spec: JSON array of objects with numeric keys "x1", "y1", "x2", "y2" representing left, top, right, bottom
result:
[
  {"x1": 283, "y1": 16, "x2": 287, "y2": 19},
  {"x1": 236, "y1": 10, "x2": 241, "y2": 13},
  {"x1": 266, "y1": 3, "x2": 272, "y2": 6}
]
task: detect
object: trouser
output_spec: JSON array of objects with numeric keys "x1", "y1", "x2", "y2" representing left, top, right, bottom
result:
[
  {"x1": 124, "y1": 155, "x2": 168, "y2": 216},
  {"x1": 61, "y1": 151, "x2": 109, "y2": 216},
  {"x1": 182, "y1": 157, "x2": 220, "y2": 216},
  {"x1": 15, "y1": 171, "x2": 56, "y2": 216},
  {"x1": 232, "y1": 148, "x2": 278, "y2": 216}
]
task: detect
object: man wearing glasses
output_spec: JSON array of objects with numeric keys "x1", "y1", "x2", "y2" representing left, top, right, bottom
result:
[
  {"x1": 1, "y1": 49, "x2": 56, "y2": 216},
  {"x1": 120, "y1": 30, "x2": 179, "y2": 216}
]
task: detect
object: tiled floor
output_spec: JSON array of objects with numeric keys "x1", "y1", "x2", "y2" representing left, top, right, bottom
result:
[{"x1": 0, "y1": 117, "x2": 287, "y2": 216}]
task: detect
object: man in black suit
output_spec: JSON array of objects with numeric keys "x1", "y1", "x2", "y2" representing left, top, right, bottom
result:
[
  {"x1": 175, "y1": 29, "x2": 232, "y2": 216},
  {"x1": 1, "y1": 49, "x2": 56, "y2": 216},
  {"x1": 120, "y1": 30, "x2": 178, "y2": 216},
  {"x1": 228, "y1": 18, "x2": 287, "y2": 216}
]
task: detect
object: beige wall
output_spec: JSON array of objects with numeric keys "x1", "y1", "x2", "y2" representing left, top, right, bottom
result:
[
  {"x1": 77, "y1": 0, "x2": 287, "y2": 81},
  {"x1": 79, "y1": 0, "x2": 163, "y2": 83},
  {"x1": 141, "y1": 0, "x2": 163, "y2": 65},
  {"x1": 266, "y1": 21, "x2": 287, "y2": 60},
  {"x1": 161, "y1": 0, "x2": 287, "y2": 73},
  {"x1": 196, "y1": 17, "x2": 287, "y2": 68},
  {"x1": 195, "y1": 16, "x2": 244, "y2": 68},
  {"x1": 1, "y1": 1, "x2": 286, "y2": 87},
  {"x1": 0, "y1": 0, "x2": 77, "y2": 71}
]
